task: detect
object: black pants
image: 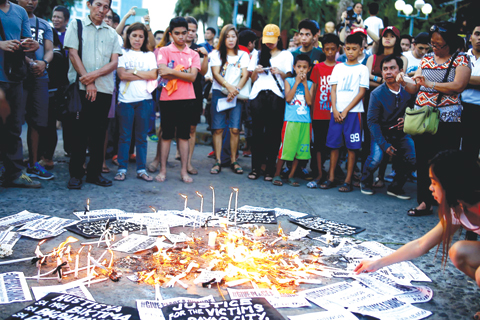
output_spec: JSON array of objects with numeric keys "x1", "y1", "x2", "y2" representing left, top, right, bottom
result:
[
  {"x1": 461, "y1": 101, "x2": 480, "y2": 162},
  {"x1": 414, "y1": 122, "x2": 462, "y2": 207},
  {"x1": 0, "y1": 81, "x2": 25, "y2": 181},
  {"x1": 250, "y1": 90, "x2": 285, "y2": 175},
  {"x1": 39, "y1": 91, "x2": 58, "y2": 160},
  {"x1": 69, "y1": 91, "x2": 111, "y2": 179}
]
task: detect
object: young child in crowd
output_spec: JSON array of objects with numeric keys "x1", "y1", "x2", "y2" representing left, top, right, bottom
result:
[
  {"x1": 308, "y1": 34, "x2": 340, "y2": 188},
  {"x1": 320, "y1": 33, "x2": 369, "y2": 192},
  {"x1": 272, "y1": 54, "x2": 314, "y2": 186}
]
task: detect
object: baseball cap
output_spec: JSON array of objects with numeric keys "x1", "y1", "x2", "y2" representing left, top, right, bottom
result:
[
  {"x1": 263, "y1": 24, "x2": 280, "y2": 44},
  {"x1": 382, "y1": 26, "x2": 400, "y2": 38},
  {"x1": 351, "y1": 27, "x2": 367, "y2": 36},
  {"x1": 414, "y1": 32, "x2": 430, "y2": 44}
]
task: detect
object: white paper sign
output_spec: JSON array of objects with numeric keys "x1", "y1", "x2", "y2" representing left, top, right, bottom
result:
[
  {"x1": 395, "y1": 286, "x2": 433, "y2": 304},
  {"x1": 31, "y1": 282, "x2": 94, "y2": 301},
  {"x1": 194, "y1": 271, "x2": 226, "y2": 284},
  {"x1": 20, "y1": 217, "x2": 78, "y2": 232},
  {"x1": 165, "y1": 233, "x2": 191, "y2": 244},
  {"x1": 0, "y1": 211, "x2": 48, "y2": 228},
  {"x1": 19, "y1": 228, "x2": 65, "y2": 239},
  {"x1": 0, "y1": 231, "x2": 21, "y2": 250},
  {"x1": 73, "y1": 209, "x2": 130, "y2": 221},
  {"x1": 110, "y1": 234, "x2": 157, "y2": 253},
  {"x1": 352, "y1": 296, "x2": 432, "y2": 320},
  {"x1": 289, "y1": 310, "x2": 358, "y2": 320},
  {"x1": 265, "y1": 296, "x2": 311, "y2": 309},
  {"x1": 0, "y1": 272, "x2": 33, "y2": 304},
  {"x1": 137, "y1": 296, "x2": 215, "y2": 320},
  {"x1": 289, "y1": 226, "x2": 310, "y2": 240},
  {"x1": 147, "y1": 224, "x2": 170, "y2": 237}
]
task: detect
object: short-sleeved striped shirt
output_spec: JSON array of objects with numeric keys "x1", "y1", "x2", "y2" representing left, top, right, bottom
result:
[{"x1": 414, "y1": 52, "x2": 470, "y2": 122}]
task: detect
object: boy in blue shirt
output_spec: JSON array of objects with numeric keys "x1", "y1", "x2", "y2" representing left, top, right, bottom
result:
[
  {"x1": 320, "y1": 33, "x2": 369, "y2": 192},
  {"x1": 272, "y1": 54, "x2": 314, "y2": 186}
]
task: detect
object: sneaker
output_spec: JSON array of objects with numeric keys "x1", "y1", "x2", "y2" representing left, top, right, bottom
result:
[
  {"x1": 387, "y1": 187, "x2": 411, "y2": 200},
  {"x1": 148, "y1": 134, "x2": 159, "y2": 142},
  {"x1": 26, "y1": 162, "x2": 54, "y2": 180},
  {"x1": 360, "y1": 183, "x2": 374, "y2": 195},
  {"x1": 4, "y1": 173, "x2": 41, "y2": 188},
  {"x1": 385, "y1": 170, "x2": 396, "y2": 182},
  {"x1": 298, "y1": 167, "x2": 313, "y2": 181}
]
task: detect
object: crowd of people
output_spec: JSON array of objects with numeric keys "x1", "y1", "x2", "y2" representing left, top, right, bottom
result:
[
  {"x1": 0, "y1": 0, "x2": 479, "y2": 197},
  {"x1": 1, "y1": 0, "x2": 480, "y2": 315}
]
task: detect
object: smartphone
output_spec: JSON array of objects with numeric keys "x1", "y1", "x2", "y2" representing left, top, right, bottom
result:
[{"x1": 134, "y1": 8, "x2": 149, "y2": 16}]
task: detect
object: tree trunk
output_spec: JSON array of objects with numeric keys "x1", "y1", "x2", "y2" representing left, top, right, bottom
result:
[
  {"x1": 207, "y1": 0, "x2": 220, "y2": 34},
  {"x1": 336, "y1": 0, "x2": 352, "y2": 24}
]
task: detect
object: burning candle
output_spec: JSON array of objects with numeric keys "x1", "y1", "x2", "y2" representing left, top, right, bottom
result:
[
  {"x1": 208, "y1": 232, "x2": 217, "y2": 248},
  {"x1": 195, "y1": 191, "x2": 203, "y2": 214},
  {"x1": 149, "y1": 206, "x2": 157, "y2": 213},
  {"x1": 209, "y1": 186, "x2": 215, "y2": 216},
  {"x1": 75, "y1": 246, "x2": 85, "y2": 279},
  {"x1": 86, "y1": 198, "x2": 90, "y2": 212}
]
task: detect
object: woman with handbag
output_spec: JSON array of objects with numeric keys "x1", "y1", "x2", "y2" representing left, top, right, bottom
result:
[
  {"x1": 114, "y1": 23, "x2": 158, "y2": 182},
  {"x1": 247, "y1": 24, "x2": 294, "y2": 180},
  {"x1": 210, "y1": 24, "x2": 250, "y2": 174},
  {"x1": 397, "y1": 22, "x2": 471, "y2": 216}
]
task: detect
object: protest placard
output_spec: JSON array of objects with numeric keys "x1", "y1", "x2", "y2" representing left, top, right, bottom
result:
[
  {"x1": 19, "y1": 228, "x2": 65, "y2": 239},
  {"x1": 19, "y1": 217, "x2": 78, "y2": 232},
  {"x1": 31, "y1": 282, "x2": 94, "y2": 301},
  {"x1": 0, "y1": 231, "x2": 21, "y2": 250},
  {"x1": 0, "y1": 211, "x2": 48, "y2": 228},
  {"x1": 67, "y1": 219, "x2": 142, "y2": 238},
  {"x1": 216, "y1": 208, "x2": 277, "y2": 224},
  {"x1": 73, "y1": 209, "x2": 131, "y2": 221},
  {"x1": 137, "y1": 296, "x2": 215, "y2": 320},
  {"x1": 161, "y1": 298, "x2": 284, "y2": 320},
  {"x1": 110, "y1": 234, "x2": 157, "y2": 253},
  {"x1": 5, "y1": 293, "x2": 140, "y2": 320},
  {"x1": 288, "y1": 310, "x2": 358, "y2": 320},
  {"x1": 147, "y1": 224, "x2": 170, "y2": 237},
  {"x1": 0, "y1": 272, "x2": 32, "y2": 304},
  {"x1": 351, "y1": 296, "x2": 432, "y2": 320},
  {"x1": 289, "y1": 215, "x2": 365, "y2": 235}
]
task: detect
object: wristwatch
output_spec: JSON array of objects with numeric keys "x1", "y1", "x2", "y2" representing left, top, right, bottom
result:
[{"x1": 42, "y1": 59, "x2": 49, "y2": 69}]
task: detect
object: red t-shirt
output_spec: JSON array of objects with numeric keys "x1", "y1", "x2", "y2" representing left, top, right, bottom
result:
[{"x1": 310, "y1": 61, "x2": 338, "y2": 120}]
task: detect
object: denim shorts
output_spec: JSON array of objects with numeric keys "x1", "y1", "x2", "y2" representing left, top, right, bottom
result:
[{"x1": 211, "y1": 89, "x2": 242, "y2": 129}]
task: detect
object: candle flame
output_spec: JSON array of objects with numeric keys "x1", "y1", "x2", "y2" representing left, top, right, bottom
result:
[
  {"x1": 149, "y1": 206, "x2": 157, "y2": 213},
  {"x1": 38, "y1": 240, "x2": 47, "y2": 246},
  {"x1": 195, "y1": 191, "x2": 203, "y2": 198},
  {"x1": 78, "y1": 245, "x2": 85, "y2": 254},
  {"x1": 231, "y1": 187, "x2": 239, "y2": 192},
  {"x1": 87, "y1": 199, "x2": 90, "y2": 205},
  {"x1": 179, "y1": 193, "x2": 187, "y2": 199},
  {"x1": 209, "y1": 186, "x2": 214, "y2": 190}
]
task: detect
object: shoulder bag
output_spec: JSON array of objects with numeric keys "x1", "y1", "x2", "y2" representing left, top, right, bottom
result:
[
  {"x1": 220, "y1": 52, "x2": 251, "y2": 100},
  {"x1": 0, "y1": 18, "x2": 27, "y2": 82},
  {"x1": 403, "y1": 51, "x2": 459, "y2": 136},
  {"x1": 64, "y1": 19, "x2": 83, "y2": 114}
]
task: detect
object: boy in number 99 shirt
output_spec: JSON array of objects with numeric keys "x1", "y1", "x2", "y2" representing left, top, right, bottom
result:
[
  {"x1": 272, "y1": 54, "x2": 314, "y2": 187},
  {"x1": 320, "y1": 33, "x2": 369, "y2": 192}
]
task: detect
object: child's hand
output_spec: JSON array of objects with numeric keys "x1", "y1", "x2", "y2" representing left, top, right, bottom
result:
[
  {"x1": 340, "y1": 111, "x2": 348, "y2": 120},
  {"x1": 333, "y1": 109, "x2": 343, "y2": 123},
  {"x1": 295, "y1": 73, "x2": 303, "y2": 84}
]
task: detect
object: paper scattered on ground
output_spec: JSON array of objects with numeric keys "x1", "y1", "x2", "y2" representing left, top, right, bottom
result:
[
  {"x1": 19, "y1": 228, "x2": 65, "y2": 239},
  {"x1": 0, "y1": 211, "x2": 48, "y2": 228},
  {"x1": 0, "y1": 272, "x2": 33, "y2": 304},
  {"x1": 193, "y1": 271, "x2": 226, "y2": 284},
  {"x1": 73, "y1": 209, "x2": 131, "y2": 221},
  {"x1": 31, "y1": 282, "x2": 94, "y2": 301},
  {"x1": 20, "y1": 217, "x2": 78, "y2": 232},
  {"x1": 147, "y1": 224, "x2": 170, "y2": 237},
  {"x1": 165, "y1": 233, "x2": 192, "y2": 244},
  {"x1": 137, "y1": 296, "x2": 215, "y2": 320},
  {"x1": 0, "y1": 231, "x2": 21, "y2": 251},
  {"x1": 289, "y1": 226, "x2": 310, "y2": 240},
  {"x1": 110, "y1": 234, "x2": 157, "y2": 253},
  {"x1": 288, "y1": 309, "x2": 359, "y2": 320}
]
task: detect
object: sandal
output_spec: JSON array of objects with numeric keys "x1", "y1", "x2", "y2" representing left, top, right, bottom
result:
[
  {"x1": 210, "y1": 162, "x2": 221, "y2": 174},
  {"x1": 264, "y1": 174, "x2": 273, "y2": 182},
  {"x1": 114, "y1": 172, "x2": 126, "y2": 181},
  {"x1": 307, "y1": 179, "x2": 321, "y2": 189},
  {"x1": 137, "y1": 172, "x2": 153, "y2": 182},
  {"x1": 272, "y1": 176, "x2": 283, "y2": 186},
  {"x1": 147, "y1": 161, "x2": 159, "y2": 173},
  {"x1": 187, "y1": 168, "x2": 198, "y2": 175},
  {"x1": 339, "y1": 182, "x2": 353, "y2": 192},
  {"x1": 319, "y1": 180, "x2": 336, "y2": 189},
  {"x1": 248, "y1": 170, "x2": 260, "y2": 180},
  {"x1": 373, "y1": 177, "x2": 385, "y2": 188},
  {"x1": 155, "y1": 173, "x2": 166, "y2": 182},
  {"x1": 102, "y1": 166, "x2": 110, "y2": 173},
  {"x1": 181, "y1": 175, "x2": 193, "y2": 184},
  {"x1": 407, "y1": 207, "x2": 433, "y2": 217},
  {"x1": 288, "y1": 177, "x2": 300, "y2": 187},
  {"x1": 230, "y1": 161, "x2": 244, "y2": 174}
]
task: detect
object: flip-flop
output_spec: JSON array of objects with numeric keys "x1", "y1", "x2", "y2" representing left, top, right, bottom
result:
[
  {"x1": 187, "y1": 168, "x2": 198, "y2": 175},
  {"x1": 272, "y1": 176, "x2": 283, "y2": 186},
  {"x1": 407, "y1": 207, "x2": 433, "y2": 217},
  {"x1": 147, "y1": 162, "x2": 159, "y2": 173},
  {"x1": 264, "y1": 174, "x2": 273, "y2": 182},
  {"x1": 102, "y1": 166, "x2": 110, "y2": 173},
  {"x1": 319, "y1": 180, "x2": 336, "y2": 189},
  {"x1": 155, "y1": 173, "x2": 166, "y2": 182},
  {"x1": 248, "y1": 170, "x2": 260, "y2": 180},
  {"x1": 307, "y1": 179, "x2": 321, "y2": 189},
  {"x1": 181, "y1": 175, "x2": 193, "y2": 184},
  {"x1": 137, "y1": 172, "x2": 153, "y2": 182},
  {"x1": 338, "y1": 182, "x2": 353, "y2": 192},
  {"x1": 114, "y1": 172, "x2": 126, "y2": 181},
  {"x1": 288, "y1": 178, "x2": 300, "y2": 187},
  {"x1": 210, "y1": 162, "x2": 221, "y2": 174}
]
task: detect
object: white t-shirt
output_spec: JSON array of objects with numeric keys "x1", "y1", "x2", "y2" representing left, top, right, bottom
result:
[
  {"x1": 364, "y1": 16, "x2": 384, "y2": 44},
  {"x1": 247, "y1": 50, "x2": 294, "y2": 99},
  {"x1": 210, "y1": 50, "x2": 250, "y2": 91},
  {"x1": 403, "y1": 51, "x2": 421, "y2": 75},
  {"x1": 461, "y1": 49, "x2": 480, "y2": 104},
  {"x1": 118, "y1": 49, "x2": 158, "y2": 103},
  {"x1": 329, "y1": 63, "x2": 369, "y2": 113}
]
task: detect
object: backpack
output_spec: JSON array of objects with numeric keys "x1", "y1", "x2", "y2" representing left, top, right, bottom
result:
[{"x1": 48, "y1": 29, "x2": 69, "y2": 90}]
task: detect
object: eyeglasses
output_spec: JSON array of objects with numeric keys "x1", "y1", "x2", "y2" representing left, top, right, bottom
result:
[
  {"x1": 429, "y1": 42, "x2": 448, "y2": 49},
  {"x1": 430, "y1": 25, "x2": 448, "y2": 34},
  {"x1": 105, "y1": 15, "x2": 113, "y2": 20}
]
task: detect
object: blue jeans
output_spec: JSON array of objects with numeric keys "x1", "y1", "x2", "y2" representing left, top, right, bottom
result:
[
  {"x1": 361, "y1": 133, "x2": 416, "y2": 189},
  {"x1": 117, "y1": 99, "x2": 152, "y2": 173}
]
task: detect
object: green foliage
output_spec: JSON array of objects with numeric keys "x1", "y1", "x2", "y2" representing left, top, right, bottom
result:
[{"x1": 33, "y1": 0, "x2": 75, "y2": 21}]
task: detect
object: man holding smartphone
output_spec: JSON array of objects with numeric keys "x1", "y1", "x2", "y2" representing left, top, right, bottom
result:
[{"x1": 359, "y1": 55, "x2": 416, "y2": 199}]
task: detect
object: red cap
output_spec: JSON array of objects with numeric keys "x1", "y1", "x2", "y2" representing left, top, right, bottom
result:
[
  {"x1": 382, "y1": 26, "x2": 400, "y2": 38},
  {"x1": 351, "y1": 27, "x2": 367, "y2": 36}
]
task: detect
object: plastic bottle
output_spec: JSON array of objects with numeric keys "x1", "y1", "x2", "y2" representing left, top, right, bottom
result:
[{"x1": 158, "y1": 60, "x2": 174, "y2": 87}]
